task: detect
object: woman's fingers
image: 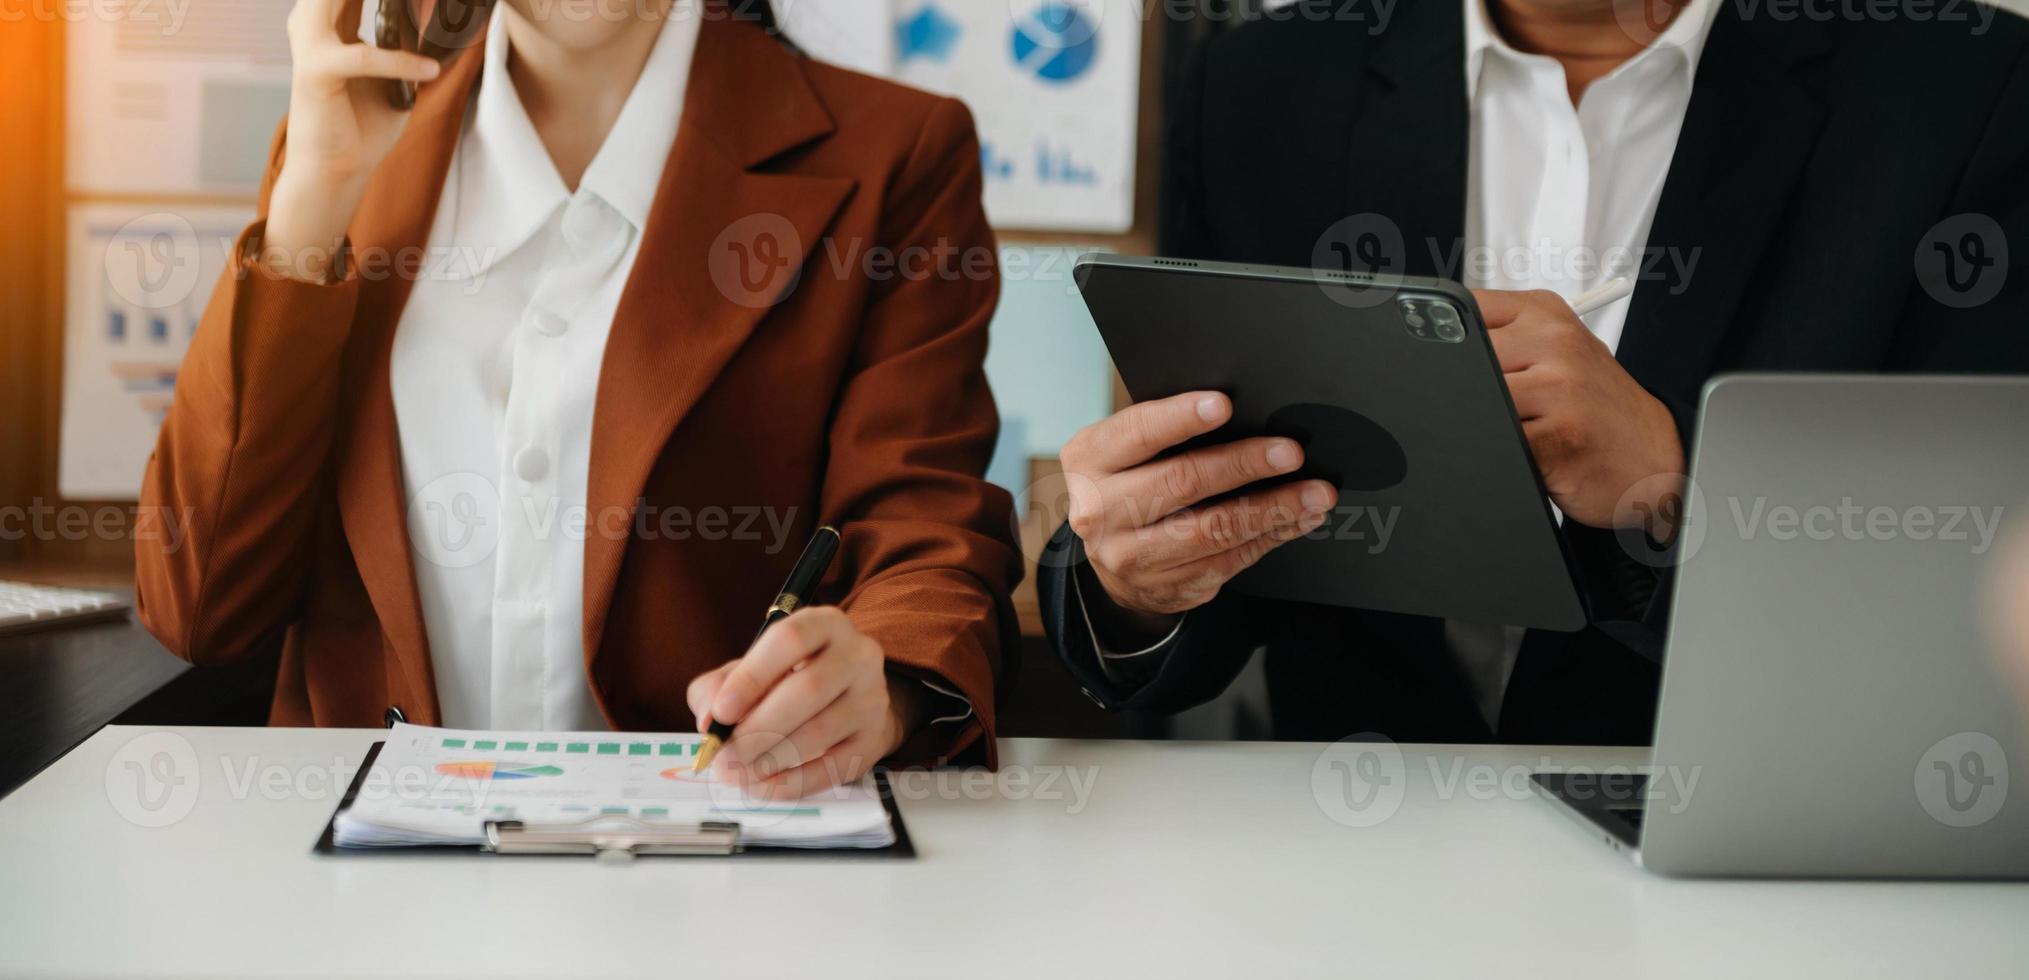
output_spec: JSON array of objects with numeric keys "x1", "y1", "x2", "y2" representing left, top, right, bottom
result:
[
  {"x1": 287, "y1": 0, "x2": 440, "y2": 82},
  {"x1": 709, "y1": 607, "x2": 851, "y2": 725},
  {"x1": 713, "y1": 642, "x2": 862, "y2": 773},
  {"x1": 691, "y1": 607, "x2": 898, "y2": 792},
  {"x1": 284, "y1": 0, "x2": 349, "y2": 43},
  {"x1": 685, "y1": 660, "x2": 735, "y2": 731},
  {"x1": 307, "y1": 41, "x2": 443, "y2": 83},
  {"x1": 744, "y1": 731, "x2": 888, "y2": 801},
  {"x1": 740, "y1": 684, "x2": 881, "y2": 785}
]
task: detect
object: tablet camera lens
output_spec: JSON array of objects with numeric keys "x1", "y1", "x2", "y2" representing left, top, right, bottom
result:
[{"x1": 1404, "y1": 298, "x2": 1466, "y2": 343}]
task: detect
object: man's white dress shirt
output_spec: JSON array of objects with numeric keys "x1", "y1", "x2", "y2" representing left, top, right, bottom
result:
[
  {"x1": 391, "y1": 7, "x2": 702, "y2": 730},
  {"x1": 1446, "y1": 0, "x2": 1718, "y2": 725}
]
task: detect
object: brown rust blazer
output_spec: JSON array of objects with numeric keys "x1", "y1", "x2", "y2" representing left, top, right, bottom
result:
[{"x1": 134, "y1": 13, "x2": 1022, "y2": 765}]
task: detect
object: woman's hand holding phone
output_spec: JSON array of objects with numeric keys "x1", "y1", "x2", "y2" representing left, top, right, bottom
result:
[{"x1": 263, "y1": 0, "x2": 442, "y2": 282}]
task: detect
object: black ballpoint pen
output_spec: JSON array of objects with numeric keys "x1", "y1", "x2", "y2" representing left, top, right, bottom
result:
[{"x1": 693, "y1": 525, "x2": 843, "y2": 772}]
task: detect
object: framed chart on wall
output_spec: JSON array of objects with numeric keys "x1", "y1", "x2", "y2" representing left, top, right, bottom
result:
[
  {"x1": 57, "y1": 204, "x2": 252, "y2": 500},
  {"x1": 889, "y1": 0, "x2": 1143, "y2": 233},
  {"x1": 790, "y1": 0, "x2": 1146, "y2": 234},
  {"x1": 55, "y1": 0, "x2": 287, "y2": 502}
]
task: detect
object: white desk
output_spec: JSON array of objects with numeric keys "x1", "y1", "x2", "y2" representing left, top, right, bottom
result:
[{"x1": 2, "y1": 727, "x2": 2025, "y2": 979}]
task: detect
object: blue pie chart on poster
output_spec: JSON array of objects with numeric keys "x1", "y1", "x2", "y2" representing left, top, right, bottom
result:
[{"x1": 1011, "y1": 2, "x2": 1099, "y2": 84}]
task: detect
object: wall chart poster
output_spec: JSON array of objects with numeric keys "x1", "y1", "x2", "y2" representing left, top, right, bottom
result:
[{"x1": 59, "y1": 205, "x2": 252, "y2": 499}]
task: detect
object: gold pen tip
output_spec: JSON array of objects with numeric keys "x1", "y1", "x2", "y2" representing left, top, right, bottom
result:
[{"x1": 693, "y1": 735, "x2": 722, "y2": 773}]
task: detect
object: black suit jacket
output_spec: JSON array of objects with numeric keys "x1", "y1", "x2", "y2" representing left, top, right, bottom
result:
[{"x1": 1040, "y1": 0, "x2": 2029, "y2": 745}]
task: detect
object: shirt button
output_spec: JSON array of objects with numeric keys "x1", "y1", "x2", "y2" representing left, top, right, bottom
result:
[
  {"x1": 514, "y1": 447, "x2": 549, "y2": 482},
  {"x1": 531, "y1": 310, "x2": 568, "y2": 337}
]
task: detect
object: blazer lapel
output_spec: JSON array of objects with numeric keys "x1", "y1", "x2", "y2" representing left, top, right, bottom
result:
[
  {"x1": 1345, "y1": 0, "x2": 1469, "y2": 279},
  {"x1": 581, "y1": 17, "x2": 856, "y2": 663},
  {"x1": 332, "y1": 34, "x2": 484, "y2": 721},
  {"x1": 1615, "y1": 8, "x2": 1833, "y2": 406}
]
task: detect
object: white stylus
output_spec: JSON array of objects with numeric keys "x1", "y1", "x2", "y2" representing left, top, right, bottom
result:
[{"x1": 1568, "y1": 277, "x2": 1635, "y2": 317}]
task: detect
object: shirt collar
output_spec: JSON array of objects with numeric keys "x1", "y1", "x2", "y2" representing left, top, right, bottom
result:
[
  {"x1": 452, "y1": 4, "x2": 702, "y2": 272},
  {"x1": 576, "y1": 5, "x2": 702, "y2": 230},
  {"x1": 1464, "y1": 0, "x2": 1720, "y2": 99}
]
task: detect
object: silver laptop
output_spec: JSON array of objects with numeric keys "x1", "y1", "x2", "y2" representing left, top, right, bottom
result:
[{"x1": 1533, "y1": 375, "x2": 2029, "y2": 877}]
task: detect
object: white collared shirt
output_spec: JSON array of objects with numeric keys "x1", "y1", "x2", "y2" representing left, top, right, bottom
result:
[
  {"x1": 391, "y1": 6, "x2": 702, "y2": 730},
  {"x1": 1462, "y1": 0, "x2": 1719, "y2": 332},
  {"x1": 1447, "y1": 0, "x2": 1720, "y2": 725}
]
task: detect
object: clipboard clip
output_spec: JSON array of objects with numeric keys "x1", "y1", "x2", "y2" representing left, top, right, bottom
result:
[{"x1": 484, "y1": 818, "x2": 743, "y2": 860}]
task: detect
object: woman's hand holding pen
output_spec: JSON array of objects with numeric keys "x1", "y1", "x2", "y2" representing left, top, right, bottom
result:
[
  {"x1": 686, "y1": 608, "x2": 925, "y2": 800},
  {"x1": 263, "y1": 0, "x2": 442, "y2": 282}
]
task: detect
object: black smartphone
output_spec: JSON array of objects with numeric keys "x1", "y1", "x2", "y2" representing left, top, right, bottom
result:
[{"x1": 372, "y1": 0, "x2": 495, "y2": 109}]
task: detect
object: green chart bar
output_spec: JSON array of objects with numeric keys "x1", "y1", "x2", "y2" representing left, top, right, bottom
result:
[{"x1": 440, "y1": 737, "x2": 706, "y2": 756}]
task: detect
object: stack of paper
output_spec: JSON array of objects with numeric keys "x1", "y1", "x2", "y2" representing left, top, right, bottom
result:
[{"x1": 333, "y1": 724, "x2": 895, "y2": 849}]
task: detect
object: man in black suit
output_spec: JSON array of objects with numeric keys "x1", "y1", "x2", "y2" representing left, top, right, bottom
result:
[{"x1": 1039, "y1": 0, "x2": 2029, "y2": 745}]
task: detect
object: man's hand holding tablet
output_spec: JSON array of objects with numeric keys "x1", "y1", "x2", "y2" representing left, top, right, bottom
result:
[
  {"x1": 1066, "y1": 282, "x2": 1684, "y2": 639},
  {"x1": 1059, "y1": 392, "x2": 1341, "y2": 643}
]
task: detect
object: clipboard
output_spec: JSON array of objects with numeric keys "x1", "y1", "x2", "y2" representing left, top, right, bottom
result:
[{"x1": 313, "y1": 741, "x2": 916, "y2": 860}]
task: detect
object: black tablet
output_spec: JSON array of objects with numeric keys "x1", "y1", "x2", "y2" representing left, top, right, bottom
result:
[{"x1": 1074, "y1": 255, "x2": 1587, "y2": 632}]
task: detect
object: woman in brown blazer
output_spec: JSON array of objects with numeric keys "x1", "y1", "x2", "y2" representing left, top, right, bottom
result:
[{"x1": 134, "y1": 0, "x2": 1021, "y2": 799}]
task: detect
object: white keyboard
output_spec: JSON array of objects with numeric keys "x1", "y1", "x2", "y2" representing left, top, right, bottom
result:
[{"x1": 0, "y1": 581, "x2": 130, "y2": 636}]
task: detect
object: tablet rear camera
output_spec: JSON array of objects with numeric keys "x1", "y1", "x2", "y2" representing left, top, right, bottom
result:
[{"x1": 1402, "y1": 298, "x2": 1466, "y2": 344}]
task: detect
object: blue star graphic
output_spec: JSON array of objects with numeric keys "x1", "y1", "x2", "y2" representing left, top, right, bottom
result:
[{"x1": 897, "y1": 4, "x2": 962, "y2": 64}]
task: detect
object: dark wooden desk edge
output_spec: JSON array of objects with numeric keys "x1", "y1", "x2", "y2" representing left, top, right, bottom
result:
[{"x1": 0, "y1": 613, "x2": 191, "y2": 799}]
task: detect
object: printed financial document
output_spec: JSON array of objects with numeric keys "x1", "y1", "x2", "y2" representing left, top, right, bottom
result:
[{"x1": 333, "y1": 724, "x2": 895, "y2": 849}]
